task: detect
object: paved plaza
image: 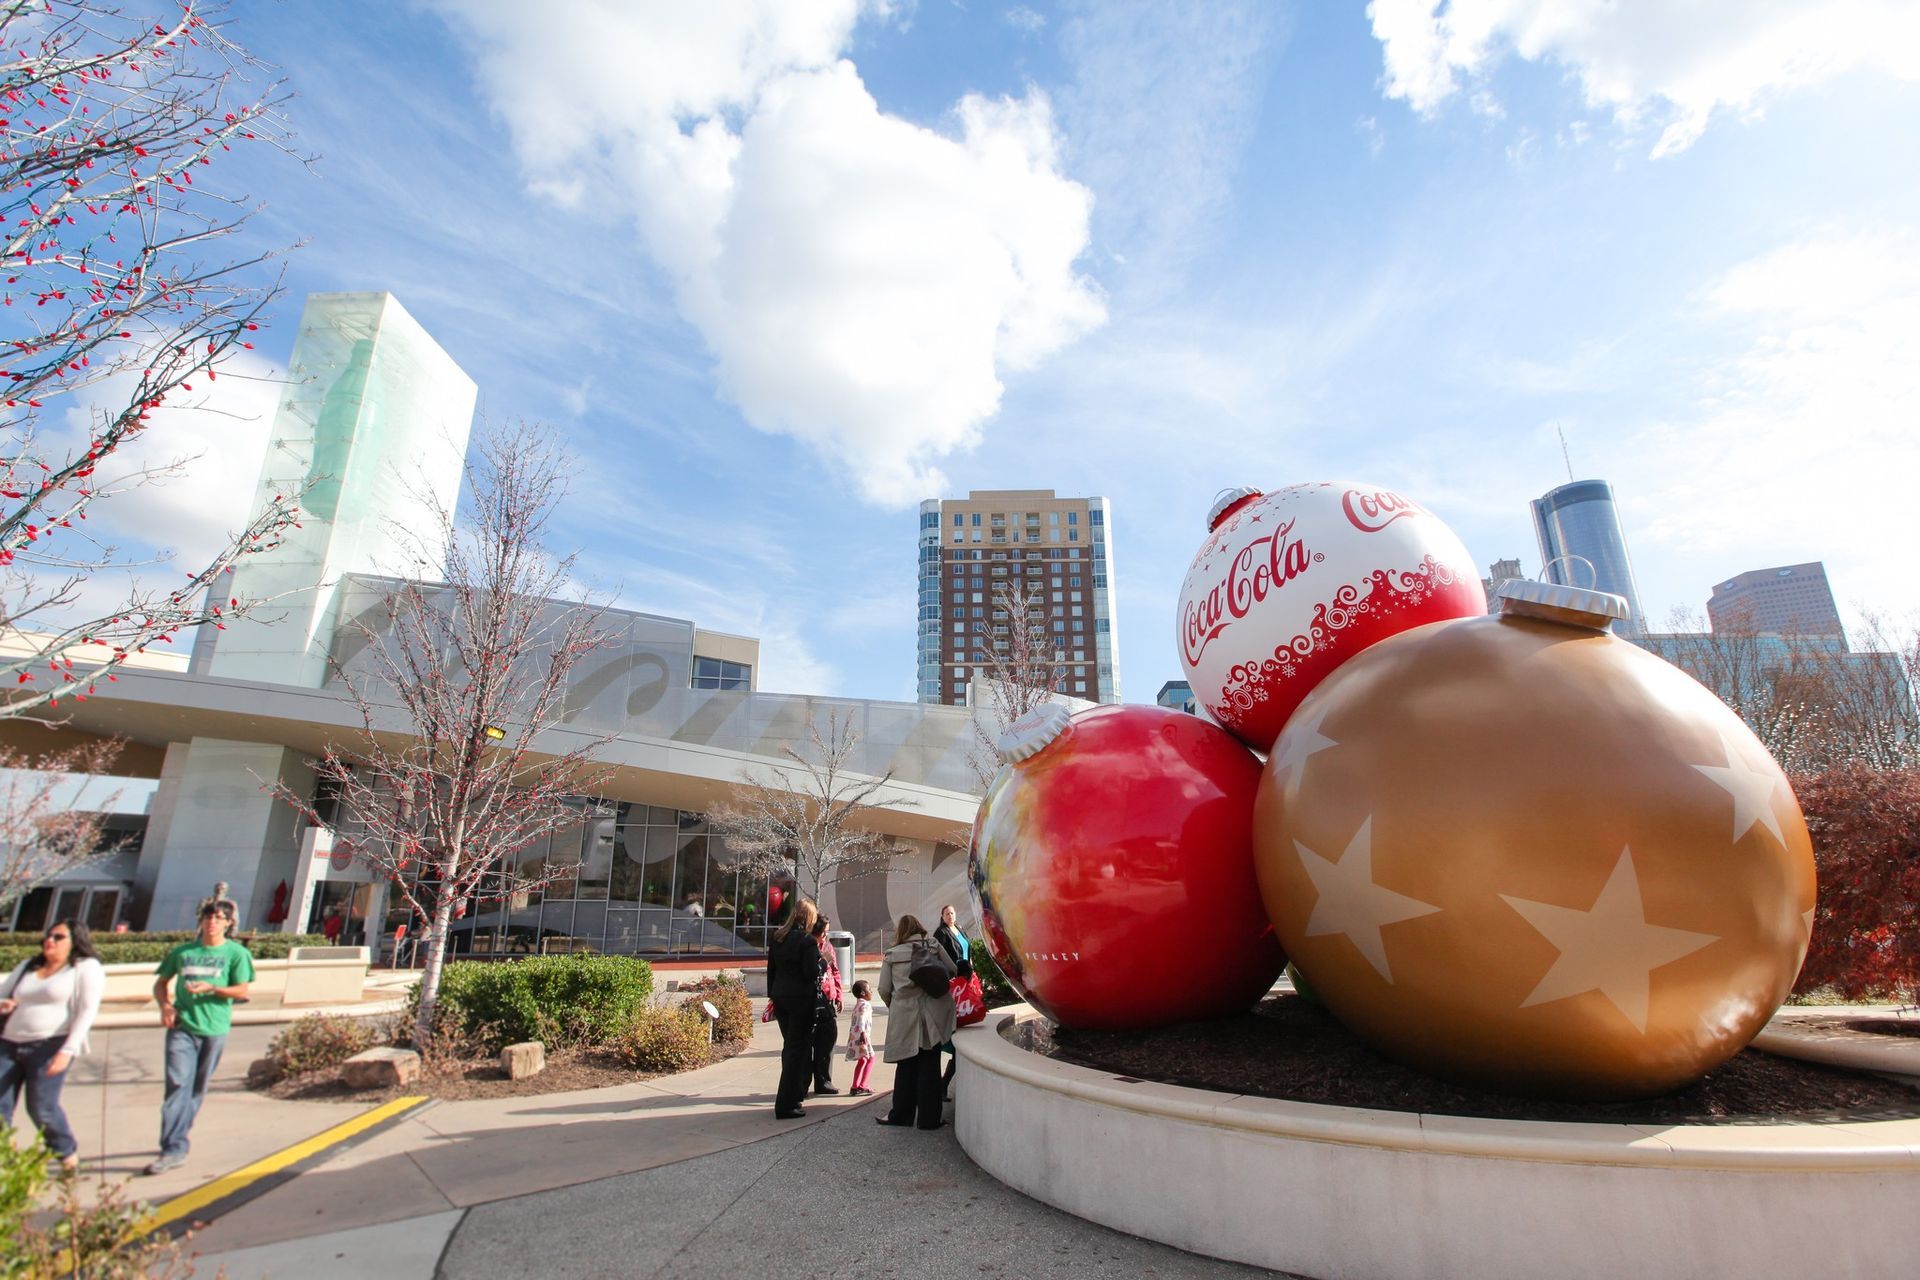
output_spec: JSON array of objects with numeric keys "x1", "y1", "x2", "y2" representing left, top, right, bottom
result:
[{"x1": 52, "y1": 1006, "x2": 1288, "y2": 1279}]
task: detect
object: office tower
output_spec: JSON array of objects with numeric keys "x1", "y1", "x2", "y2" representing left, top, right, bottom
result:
[
  {"x1": 917, "y1": 489, "x2": 1120, "y2": 706},
  {"x1": 1530, "y1": 480, "x2": 1646, "y2": 633},
  {"x1": 1155, "y1": 680, "x2": 1196, "y2": 714},
  {"x1": 1481, "y1": 557, "x2": 1526, "y2": 613},
  {"x1": 1708, "y1": 562, "x2": 1845, "y2": 640}
]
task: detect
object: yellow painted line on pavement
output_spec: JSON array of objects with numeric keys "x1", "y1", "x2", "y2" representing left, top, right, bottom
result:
[{"x1": 139, "y1": 1094, "x2": 431, "y2": 1236}]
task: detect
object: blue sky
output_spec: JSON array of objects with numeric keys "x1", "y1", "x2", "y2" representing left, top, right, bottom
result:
[{"x1": 102, "y1": 1, "x2": 1920, "y2": 702}]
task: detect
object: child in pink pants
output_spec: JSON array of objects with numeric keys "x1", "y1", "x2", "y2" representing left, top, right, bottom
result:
[{"x1": 846, "y1": 980, "x2": 875, "y2": 1095}]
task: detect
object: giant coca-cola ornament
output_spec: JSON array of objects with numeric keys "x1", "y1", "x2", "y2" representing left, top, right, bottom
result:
[
  {"x1": 967, "y1": 703, "x2": 1284, "y2": 1031},
  {"x1": 1253, "y1": 580, "x2": 1817, "y2": 1100},
  {"x1": 1177, "y1": 483, "x2": 1486, "y2": 751}
]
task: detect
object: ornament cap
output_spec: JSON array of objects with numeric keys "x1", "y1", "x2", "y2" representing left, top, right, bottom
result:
[
  {"x1": 1496, "y1": 578, "x2": 1630, "y2": 630},
  {"x1": 999, "y1": 703, "x2": 1072, "y2": 763},
  {"x1": 1206, "y1": 487, "x2": 1263, "y2": 530}
]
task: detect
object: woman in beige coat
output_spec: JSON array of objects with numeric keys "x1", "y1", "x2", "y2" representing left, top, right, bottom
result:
[{"x1": 874, "y1": 914, "x2": 956, "y2": 1130}]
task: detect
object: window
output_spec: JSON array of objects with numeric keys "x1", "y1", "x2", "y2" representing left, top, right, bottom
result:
[
  {"x1": 1051, "y1": 577, "x2": 1063, "y2": 588},
  {"x1": 952, "y1": 533, "x2": 962, "y2": 544},
  {"x1": 692, "y1": 657, "x2": 752, "y2": 690},
  {"x1": 971, "y1": 513, "x2": 981, "y2": 526},
  {"x1": 971, "y1": 530, "x2": 981, "y2": 542},
  {"x1": 1072, "y1": 620, "x2": 1085, "y2": 632},
  {"x1": 970, "y1": 576, "x2": 984, "y2": 588},
  {"x1": 1048, "y1": 530, "x2": 1059, "y2": 541},
  {"x1": 972, "y1": 593, "x2": 983, "y2": 603},
  {"x1": 952, "y1": 591, "x2": 964, "y2": 603},
  {"x1": 1052, "y1": 621, "x2": 1066, "y2": 633},
  {"x1": 1067, "y1": 511, "x2": 1078, "y2": 525},
  {"x1": 1090, "y1": 509, "x2": 1104, "y2": 525},
  {"x1": 1052, "y1": 592, "x2": 1063, "y2": 603},
  {"x1": 953, "y1": 622, "x2": 965, "y2": 633},
  {"x1": 1071, "y1": 606, "x2": 1082, "y2": 616},
  {"x1": 972, "y1": 607, "x2": 985, "y2": 618},
  {"x1": 1068, "y1": 530, "x2": 1079, "y2": 541},
  {"x1": 1069, "y1": 575, "x2": 1081, "y2": 587},
  {"x1": 952, "y1": 514, "x2": 962, "y2": 526},
  {"x1": 1048, "y1": 511, "x2": 1060, "y2": 525},
  {"x1": 1075, "y1": 681, "x2": 1086, "y2": 693}
]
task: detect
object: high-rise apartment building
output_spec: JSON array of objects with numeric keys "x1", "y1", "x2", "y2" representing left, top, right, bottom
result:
[
  {"x1": 916, "y1": 489, "x2": 1120, "y2": 706},
  {"x1": 1530, "y1": 479, "x2": 1646, "y2": 633},
  {"x1": 1708, "y1": 562, "x2": 1845, "y2": 639},
  {"x1": 1481, "y1": 557, "x2": 1526, "y2": 613}
]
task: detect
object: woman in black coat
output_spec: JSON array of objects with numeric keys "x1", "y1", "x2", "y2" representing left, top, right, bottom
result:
[{"x1": 763, "y1": 897, "x2": 821, "y2": 1120}]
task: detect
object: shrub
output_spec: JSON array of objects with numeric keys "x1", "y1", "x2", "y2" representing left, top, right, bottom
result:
[
  {"x1": 969, "y1": 936, "x2": 1017, "y2": 1003},
  {"x1": 413, "y1": 954, "x2": 653, "y2": 1053},
  {"x1": 1791, "y1": 764, "x2": 1920, "y2": 1002},
  {"x1": 1, "y1": 1126, "x2": 191, "y2": 1279},
  {"x1": 616, "y1": 1005, "x2": 712, "y2": 1073},
  {"x1": 263, "y1": 1014, "x2": 377, "y2": 1080},
  {"x1": 679, "y1": 971, "x2": 753, "y2": 1043},
  {"x1": 0, "y1": 933, "x2": 329, "y2": 968}
]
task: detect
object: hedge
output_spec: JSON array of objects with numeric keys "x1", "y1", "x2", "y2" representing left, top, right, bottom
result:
[
  {"x1": 411, "y1": 954, "x2": 654, "y2": 1052},
  {"x1": 1791, "y1": 764, "x2": 1920, "y2": 1001},
  {"x1": 617, "y1": 1005, "x2": 712, "y2": 1072},
  {"x1": 0, "y1": 933, "x2": 327, "y2": 969}
]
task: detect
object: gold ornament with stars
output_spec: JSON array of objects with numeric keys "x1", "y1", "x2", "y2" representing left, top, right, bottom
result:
[{"x1": 1252, "y1": 582, "x2": 1816, "y2": 1100}]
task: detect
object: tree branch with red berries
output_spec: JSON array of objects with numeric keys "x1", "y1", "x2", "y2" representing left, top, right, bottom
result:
[{"x1": 1, "y1": 1, "x2": 306, "y2": 715}]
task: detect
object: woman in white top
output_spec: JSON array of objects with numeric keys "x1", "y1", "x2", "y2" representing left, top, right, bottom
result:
[{"x1": 0, "y1": 919, "x2": 106, "y2": 1172}]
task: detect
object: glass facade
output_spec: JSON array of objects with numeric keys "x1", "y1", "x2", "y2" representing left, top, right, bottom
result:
[
  {"x1": 386, "y1": 803, "x2": 787, "y2": 960},
  {"x1": 1530, "y1": 480, "x2": 1646, "y2": 634}
]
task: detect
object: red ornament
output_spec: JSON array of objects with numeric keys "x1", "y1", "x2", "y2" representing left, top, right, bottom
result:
[
  {"x1": 1176, "y1": 483, "x2": 1485, "y2": 750},
  {"x1": 968, "y1": 704, "x2": 1283, "y2": 1030}
]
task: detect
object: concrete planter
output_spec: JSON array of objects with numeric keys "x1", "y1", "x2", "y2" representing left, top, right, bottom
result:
[{"x1": 956, "y1": 1006, "x2": 1920, "y2": 1280}]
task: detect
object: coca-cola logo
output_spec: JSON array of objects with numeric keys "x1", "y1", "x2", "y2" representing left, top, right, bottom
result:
[
  {"x1": 1181, "y1": 518, "x2": 1315, "y2": 665},
  {"x1": 1342, "y1": 488, "x2": 1422, "y2": 532}
]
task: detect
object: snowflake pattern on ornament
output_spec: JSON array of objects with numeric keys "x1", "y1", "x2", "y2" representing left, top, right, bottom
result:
[{"x1": 1214, "y1": 556, "x2": 1463, "y2": 718}]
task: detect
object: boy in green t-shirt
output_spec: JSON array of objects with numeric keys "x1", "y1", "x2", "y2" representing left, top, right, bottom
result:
[{"x1": 144, "y1": 903, "x2": 254, "y2": 1174}]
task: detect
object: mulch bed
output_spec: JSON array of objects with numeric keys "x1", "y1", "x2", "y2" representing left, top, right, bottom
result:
[
  {"x1": 1847, "y1": 1020, "x2": 1920, "y2": 1040},
  {"x1": 252, "y1": 1038, "x2": 751, "y2": 1104},
  {"x1": 1025, "y1": 994, "x2": 1920, "y2": 1125}
]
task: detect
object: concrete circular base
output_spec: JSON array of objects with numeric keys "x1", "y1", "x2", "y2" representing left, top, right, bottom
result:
[{"x1": 955, "y1": 1006, "x2": 1920, "y2": 1280}]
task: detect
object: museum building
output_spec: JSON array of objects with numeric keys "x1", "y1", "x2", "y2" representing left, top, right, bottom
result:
[{"x1": 2, "y1": 293, "x2": 982, "y2": 957}]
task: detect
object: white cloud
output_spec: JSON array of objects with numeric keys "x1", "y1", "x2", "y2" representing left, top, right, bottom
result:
[
  {"x1": 55, "y1": 354, "x2": 280, "y2": 572},
  {"x1": 1004, "y1": 6, "x2": 1046, "y2": 36},
  {"x1": 1622, "y1": 227, "x2": 1920, "y2": 621},
  {"x1": 429, "y1": 0, "x2": 1105, "y2": 506},
  {"x1": 1367, "y1": 0, "x2": 1920, "y2": 156}
]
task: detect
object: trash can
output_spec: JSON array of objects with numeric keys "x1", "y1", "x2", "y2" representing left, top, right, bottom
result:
[{"x1": 827, "y1": 929, "x2": 856, "y2": 991}]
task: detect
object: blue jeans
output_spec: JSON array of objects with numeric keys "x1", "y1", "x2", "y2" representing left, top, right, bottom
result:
[
  {"x1": 0, "y1": 1036, "x2": 77, "y2": 1159},
  {"x1": 159, "y1": 1027, "x2": 226, "y2": 1158}
]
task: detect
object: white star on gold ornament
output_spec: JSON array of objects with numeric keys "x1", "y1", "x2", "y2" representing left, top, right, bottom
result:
[
  {"x1": 1500, "y1": 848, "x2": 1719, "y2": 1034},
  {"x1": 1296, "y1": 817, "x2": 1441, "y2": 984},
  {"x1": 1269, "y1": 702, "x2": 1338, "y2": 788},
  {"x1": 1692, "y1": 728, "x2": 1786, "y2": 845}
]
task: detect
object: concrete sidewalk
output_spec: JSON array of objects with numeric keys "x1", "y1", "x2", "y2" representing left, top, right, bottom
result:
[{"x1": 186, "y1": 1010, "x2": 1281, "y2": 1279}]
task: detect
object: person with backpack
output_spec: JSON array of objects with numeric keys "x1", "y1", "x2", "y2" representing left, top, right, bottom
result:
[{"x1": 874, "y1": 914, "x2": 956, "y2": 1131}]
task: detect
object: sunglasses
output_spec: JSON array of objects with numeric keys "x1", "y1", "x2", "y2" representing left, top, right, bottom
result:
[{"x1": 45, "y1": 932, "x2": 70, "y2": 942}]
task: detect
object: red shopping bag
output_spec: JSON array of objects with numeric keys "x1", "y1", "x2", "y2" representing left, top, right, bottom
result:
[{"x1": 950, "y1": 972, "x2": 987, "y2": 1027}]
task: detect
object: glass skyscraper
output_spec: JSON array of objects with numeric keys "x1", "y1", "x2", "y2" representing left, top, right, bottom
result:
[{"x1": 1530, "y1": 480, "x2": 1646, "y2": 634}]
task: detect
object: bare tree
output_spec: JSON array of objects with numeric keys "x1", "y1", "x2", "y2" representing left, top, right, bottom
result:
[
  {"x1": 0, "y1": 737, "x2": 121, "y2": 911},
  {"x1": 964, "y1": 579, "x2": 1067, "y2": 790},
  {"x1": 1655, "y1": 605, "x2": 1919, "y2": 772},
  {"x1": 1, "y1": 1, "x2": 304, "y2": 714},
  {"x1": 275, "y1": 421, "x2": 616, "y2": 1045},
  {"x1": 708, "y1": 709, "x2": 909, "y2": 905}
]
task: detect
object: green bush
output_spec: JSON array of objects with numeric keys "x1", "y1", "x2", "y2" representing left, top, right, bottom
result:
[
  {"x1": 2, "y1": 1125, "x2": 188, "y2": 1278},
  {"x1": 263, "y1": 1014, "x2": 377, "y2": 1080},
  {"x1": 0, "y1": 933, "x2": 328, "y2": 968},
  {"x1": 679, "y1": 971, "x2": 753, "y2": 1044},
  {"x1": 413, "y1": 954, "x2": 654, "y2": 1053},
  {"x1": 616, "y1": 1005, "x2": 712, "y2": 1073}
]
